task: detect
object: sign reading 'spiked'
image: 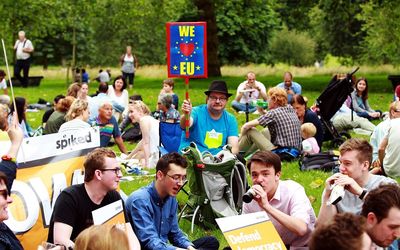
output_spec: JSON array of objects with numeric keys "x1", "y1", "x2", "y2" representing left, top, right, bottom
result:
[{"x1": 166, "y1": 22, "x2": 207, "y2": 78}]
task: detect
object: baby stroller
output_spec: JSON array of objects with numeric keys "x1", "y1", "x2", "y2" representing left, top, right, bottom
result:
[
  {"x1": 315, "y1": 67, "x2": 359, "y2": 147},
  {"x1": 179, "y1": 142, "x2": 247, "y2": 233}
]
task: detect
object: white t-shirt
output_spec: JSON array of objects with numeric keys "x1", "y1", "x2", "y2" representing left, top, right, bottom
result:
[
  {"x1": 58, "y1": 119, "x2": 91, "y2": 134},
  {"x1": 383, "y1": 118, "x2": 400, "y2": 177},
  {"x1": 236, "y1": 80, "x2": 266, "y2": 103},
  {"x1": 14, "y1": 39, "x2": 33, "y2": 60},
  {"x1": 0, "y1": 79, "x2": 7, "y2": 90},
  {"x1": 98, "y1": 71, "x2": 110, "y2": 83},
  {"x1": 107, "y1": 85, "x2": 129, "y2": 111}
]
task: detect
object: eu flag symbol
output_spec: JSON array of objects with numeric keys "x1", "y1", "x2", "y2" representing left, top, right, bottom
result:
[{"x1": 166, "y1": 22, "x2": 207, "y2": 78}]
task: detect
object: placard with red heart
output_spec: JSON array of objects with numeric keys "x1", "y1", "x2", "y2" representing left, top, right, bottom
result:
[{"x1": 180, "y1": 43, "x2": 195, "y2": 57}]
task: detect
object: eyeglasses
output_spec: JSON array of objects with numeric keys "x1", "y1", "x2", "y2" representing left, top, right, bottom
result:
[
  {"x1": 208, "y1": 96, "x2": 228, "y2": 102},
  {"x1": 100, "y1": 167, "x2": 122, "y2": 175},
  {"x1": 0, "y1": 189, "x2": 9, "y2": 200},
  {"x1": 166, "y1": 174, "x2": 187, "y2": 184}
]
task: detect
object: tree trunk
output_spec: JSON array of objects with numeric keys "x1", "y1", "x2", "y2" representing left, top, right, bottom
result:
[
  {"x1": 194, "y1": 0, "x2": 221, "y2": 77},
  {"x1": 71, "y1": 27, "x2": 77, "y2": 83}
]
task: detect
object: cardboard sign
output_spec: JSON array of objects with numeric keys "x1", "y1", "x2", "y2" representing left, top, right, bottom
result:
[
  {"x1": 0, "y1": 128, "x2": 100, "y2": 249},
  {"x1": 92, "y1": 199, "x2": 126, "y2": 232},
  {"x1": 166, "y1": 22, "x2": 207, "y2": 78},
  {"x1": 216, "y1": 211, "x2": 286, "y2": 250}
]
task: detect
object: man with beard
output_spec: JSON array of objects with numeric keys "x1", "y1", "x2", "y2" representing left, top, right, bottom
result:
[
  {"x1": 48, "y1": 148, "x2": 139, "y2": 249},
  {"x1": 179, "y1": 80, "x2": 238, "y2": 155}
]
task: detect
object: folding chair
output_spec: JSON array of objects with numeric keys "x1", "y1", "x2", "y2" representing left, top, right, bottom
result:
[{"x1": 158, "y1": 121, "x2": 183, "y2": 156}]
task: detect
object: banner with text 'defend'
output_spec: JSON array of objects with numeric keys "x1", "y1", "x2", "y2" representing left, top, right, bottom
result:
[
  {"x1": 216, "y1": 211, "x2": 286, "y2": 250},
  {"x1": 0, "y1": 127, "x2": 100, "y2": 250}
]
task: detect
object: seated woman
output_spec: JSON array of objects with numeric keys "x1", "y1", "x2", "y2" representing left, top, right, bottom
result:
[
  {"x1": 78, "y1": 82, "x2": 91, "y2": 102},
  {"x1": 43, "y1": 96, "x2": 75, "y2": 135},
  {"x1": 8, "y1": 97, "x2": 32, "y2": 138},
  {"x1": 108, "y1": 76, "x2": 129, "y2": 121},
  {"x1": 58, "y1": 99, "x2": 90, "y2": 133},
  {"x1": 125, "y1": 101, "x2": 159, "y2": 168},
  {"x1": 351, "y1": 77, "x2": 381, "y2": 120},
  {"x1": 290, "y1": 94, "x2": 324, "y2": 149},
  {"x1": 157, "y1": 94, "x2": 180, "y2": 123},
  {"x1": 67, "y1": 82, "x2": 82, "y2": 98}
]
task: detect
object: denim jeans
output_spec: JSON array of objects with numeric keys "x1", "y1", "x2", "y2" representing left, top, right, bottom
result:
[{"x1": 231, "y1": 100, "x2": 256, "y2": 113}]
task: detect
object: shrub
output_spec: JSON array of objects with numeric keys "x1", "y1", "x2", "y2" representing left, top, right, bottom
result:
[{"x1": 269, "y1": 28, "x2": 316, "y2": 67}]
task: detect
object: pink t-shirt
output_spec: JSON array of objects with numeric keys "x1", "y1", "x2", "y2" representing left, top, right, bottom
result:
[
  {"x1": 243, "y1": 180, "x2": 316, "y2": 249},
  {"x1": 302, "y1": 137, "x2": 320, "y2": 154}
]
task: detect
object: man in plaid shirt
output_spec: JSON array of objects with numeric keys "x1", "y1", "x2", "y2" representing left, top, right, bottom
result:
[{"x1": 239, "y1": 87, "x2": 302, "y2": 156}]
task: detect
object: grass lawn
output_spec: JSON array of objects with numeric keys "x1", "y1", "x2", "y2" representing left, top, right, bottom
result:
[{"x1": 11, "y1": 67, "x2": 398, "y2": 249}]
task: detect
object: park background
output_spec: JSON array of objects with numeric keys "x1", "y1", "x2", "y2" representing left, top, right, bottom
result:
[{"x1": 1, "y1": 0, "x2": 400, "y2": 248}]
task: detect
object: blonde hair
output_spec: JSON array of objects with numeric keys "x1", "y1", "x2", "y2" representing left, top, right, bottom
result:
[
  {"x1": 65, "y1": 99, "x2": 88, "y2": 121},
  {"x1": 301, "y1": 122, "x2": 316, "y2": 139},
  {"x1": 130, "y1": 100, "x2": 150, "y2": 115},
  {"x1": 268, "y1": 87, "x2": 288, "y2": 107},
  {"x1": 74, "y1": 224, "x2": 129, "y2": 250},
  {"x1": 389, "y1": 101, "x2": 400, "y2": 119}
]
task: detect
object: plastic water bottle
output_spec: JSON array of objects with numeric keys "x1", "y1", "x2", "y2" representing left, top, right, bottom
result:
[{"x1": 251, "y1": 99, "x2": 268, "y2": 109}]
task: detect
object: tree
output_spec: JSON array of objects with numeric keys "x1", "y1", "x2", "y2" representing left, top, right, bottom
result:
[
  {"x1": 215, "y1": 0, "x2": 279, "y2": 65},
  {"x1": 274, "y1": 0, "x2": 316, "y2": 31},
  {"x1": 311, "y1": 0, "x2": 366, "y2": 61},
  {"x1": 194, "y1": 0, "x2": 221, "y2": 76},
  {"x1": 358, "y1": 0, "x2": 400, "y2": 64}
]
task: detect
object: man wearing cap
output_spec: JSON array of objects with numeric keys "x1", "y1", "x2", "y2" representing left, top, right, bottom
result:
[{"x1": 179, "y1": 80, "x2": 239, "y2": 155}]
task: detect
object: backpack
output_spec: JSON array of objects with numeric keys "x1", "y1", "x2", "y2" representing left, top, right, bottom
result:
[
  {"x1": 299, "y1": 151, "x2": 340, "y2": 172},
  {"x1": 121, "y1": 123, "x2": 142, "y2": 142}
]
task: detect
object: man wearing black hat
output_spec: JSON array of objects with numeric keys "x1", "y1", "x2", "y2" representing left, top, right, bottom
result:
[{"x1": 179, "y1": 80, "x2": 239, "y2": 155}]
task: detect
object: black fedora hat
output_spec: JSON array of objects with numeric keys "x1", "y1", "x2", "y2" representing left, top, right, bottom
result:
[{"x1": 204, "y1": 80, "x2": 232, "y2": 97}]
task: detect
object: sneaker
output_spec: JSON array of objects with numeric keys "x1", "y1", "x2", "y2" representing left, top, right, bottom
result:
[{"x1": 238, "y1": 111, "x2": 245, "y2": 114}]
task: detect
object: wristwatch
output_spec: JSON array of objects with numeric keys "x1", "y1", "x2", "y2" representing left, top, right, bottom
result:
[{"x1": 359, "y1": 189, "x2": 368, "y2": 200}]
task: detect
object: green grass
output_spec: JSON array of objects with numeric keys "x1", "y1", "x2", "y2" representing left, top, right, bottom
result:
[{"x1": 13, "y1": 67, "x2": 398, "y2": 249}]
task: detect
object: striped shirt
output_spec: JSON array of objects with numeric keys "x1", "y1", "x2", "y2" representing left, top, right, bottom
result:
[
  {"x1": 95, "y1": 116, "x2": 121, "y2": 147},
  {"x1": 258, "y1": 105, "x2": 302, "y2": 150}
]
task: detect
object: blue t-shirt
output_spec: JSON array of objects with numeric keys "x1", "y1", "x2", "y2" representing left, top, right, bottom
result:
[
  {"x1": 95, "y1": 116, "x2": 121, "y2": 147},
  {"x1": 179, "y1": 104, "x2": 238, "y2": 155},
  {"x1": 276, "y1": 81, "x2": 302, "y2": 103}
]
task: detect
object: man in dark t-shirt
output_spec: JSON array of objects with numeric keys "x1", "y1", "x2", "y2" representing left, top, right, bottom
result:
[{"x1": 47, "y1": 148, "x2": 139, "y2": 249}]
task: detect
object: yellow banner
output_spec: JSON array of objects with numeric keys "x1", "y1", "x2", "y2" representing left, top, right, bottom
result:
[
  {"x1": 216, "y1": 211, "x2": 286, "y2": 250},
  {"x1": 2, "y1": 128, "x2": 100, "y2": 250}
]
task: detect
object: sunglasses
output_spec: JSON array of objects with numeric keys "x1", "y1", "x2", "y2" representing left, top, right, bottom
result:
[{"x1": 0, "y1": 189, "x2": 9, "y2": 200}]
